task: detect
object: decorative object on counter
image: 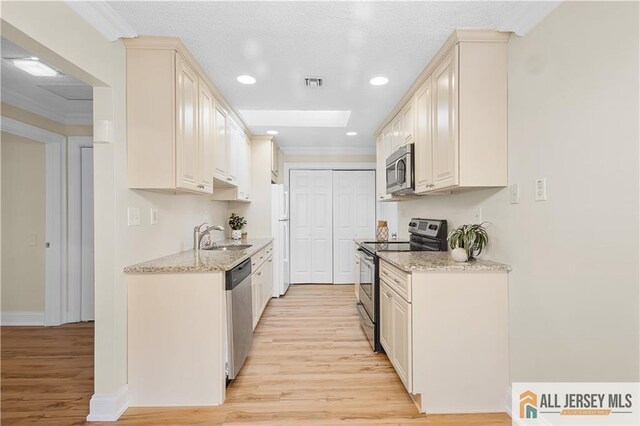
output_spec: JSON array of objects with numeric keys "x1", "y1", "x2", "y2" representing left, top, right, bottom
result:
[
  {"x1": 376, "y1": 220, "x2": 389, "y2": 242},
  {"x1": 447, "y1": 223, "x2": 489, "y2": 261},
  {"x1": 451, "y1": 247, "x2": 469, "y2": 262},
  {"x1": 241, "y1": 232, "x2": 248, "y2": 241},
  {"x1": 228, "y1": 212, "x2": 247, "y2": 240}
]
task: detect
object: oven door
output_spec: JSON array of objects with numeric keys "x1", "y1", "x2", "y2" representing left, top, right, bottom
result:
[{"x1": 358, "y1": 252, "x2": 375, "y2": 318}]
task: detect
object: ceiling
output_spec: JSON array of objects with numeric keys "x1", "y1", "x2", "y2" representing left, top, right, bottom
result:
[
  {"x1": 107, "y1": 2, "x2": 532, "y2": 152},
  {"x1": 1, "y1": 37, "x2": 93, "y2": 125}
]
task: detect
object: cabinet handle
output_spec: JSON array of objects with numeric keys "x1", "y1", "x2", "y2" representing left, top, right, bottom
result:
[
  {"x1": 393, "y1": 278, "x2": 401, "y2": 284},
  {"x1": 257, "y1": 272, "x2": 262, "y2": 276},
  {"x1": 197, "y1": 184, "x2": 205, "y2": 189},
  {"x1": 227, "y1": 178, "x2": 232, "y2": 181},
  {"x1": 268, "y1": 259, "x2": 272, "y2": 263}
]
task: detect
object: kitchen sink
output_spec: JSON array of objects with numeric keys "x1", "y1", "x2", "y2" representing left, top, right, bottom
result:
[{"x1": 202, "y1": 244, "x2": 252, "y2": 251}]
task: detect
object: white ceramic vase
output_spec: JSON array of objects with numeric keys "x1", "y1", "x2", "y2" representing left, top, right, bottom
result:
[
  {"x1": 231, "y1": 230, "x2": 242, "y2": 240},
  {"x1": 451, "y1": 247, "x2": 469, "y2": 262}
]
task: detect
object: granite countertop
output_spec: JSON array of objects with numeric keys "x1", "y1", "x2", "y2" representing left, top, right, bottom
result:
[
  {"x1": 376, "y1": 251, "x2": 511, "y2": 273},
  {"x1": 124, "y1": 238, "x2": 274, "y2": 273}
]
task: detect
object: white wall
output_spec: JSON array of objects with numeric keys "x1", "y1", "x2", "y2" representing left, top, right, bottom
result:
[
  {"x1": 1, "y1": 1, "x2": 228, "y2": 412},
  {"x1": 400, "y1": 1, "x2": 639, "y2": 382},
  {"x1": 1, "y1": 133, "x2": 46, "y2": 313}
]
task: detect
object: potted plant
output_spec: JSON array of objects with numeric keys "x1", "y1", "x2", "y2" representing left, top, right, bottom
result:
[
  {"x1": 228, "y1": 212, "x2": 247, "y2": 240},
  {"x1": 447, "y1": 223, "x2": 489, "y2": 262}
]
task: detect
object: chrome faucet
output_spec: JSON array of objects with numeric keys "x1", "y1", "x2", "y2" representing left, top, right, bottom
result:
[{"x1": 193, "y1": 223, "x2": 225, "y2": 250}]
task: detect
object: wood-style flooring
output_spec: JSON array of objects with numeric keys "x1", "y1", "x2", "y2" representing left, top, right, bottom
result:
[{"x1": 1, "y1": 285, "x2": 511, "y2": 425}]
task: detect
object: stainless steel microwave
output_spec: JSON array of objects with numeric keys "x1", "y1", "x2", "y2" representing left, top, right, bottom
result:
[{"x1": 386, "y1": 144, "x2": 414, "y2": 195}]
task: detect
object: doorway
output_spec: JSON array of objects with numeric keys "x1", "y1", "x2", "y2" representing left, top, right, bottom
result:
[{"x1": 290, "y1": 169, "x2": 375, "y2": 284}]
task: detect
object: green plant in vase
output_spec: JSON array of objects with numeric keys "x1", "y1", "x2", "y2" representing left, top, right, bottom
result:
[
  {"x1": 228, "y1": 212, "x2": 247, "y2": 240},
  {"x1": 447, "y1": 223, "x2": 489, "y2": 262}
]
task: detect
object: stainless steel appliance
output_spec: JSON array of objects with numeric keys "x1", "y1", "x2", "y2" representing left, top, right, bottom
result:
[
  {"x1": 225, "y1": 258, "x2": 253, "y2": 380},
  {"x1": 356, "y1": 218, "x2": 448, "y2": 351},
  {"x1": 386, "y1": 143, "x2": 414, "y2": 195}
]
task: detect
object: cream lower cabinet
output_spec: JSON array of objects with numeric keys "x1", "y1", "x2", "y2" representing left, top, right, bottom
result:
[
  {"x1": 251, "y1": 244, "x2": 274, "y2": 329},
  {"x1": 378, "y1": 258, "x2": 509, "y2": 414},
  {"x1": 380, "y1": 279, "x2": 412, "y2": 392}
]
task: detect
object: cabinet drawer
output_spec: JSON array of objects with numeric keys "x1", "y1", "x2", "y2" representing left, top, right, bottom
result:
[
  {"x1": 380, "y1": 261, "x2": 411, "y2": 302},
  {"x1": 251, "y1": 243, "x2": 273, "y2": 270}
]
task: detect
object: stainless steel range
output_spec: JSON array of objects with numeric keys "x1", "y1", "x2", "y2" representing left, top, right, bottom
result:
[{"x1": 356, "y1": 218, "x2": 447, "y2": 352}]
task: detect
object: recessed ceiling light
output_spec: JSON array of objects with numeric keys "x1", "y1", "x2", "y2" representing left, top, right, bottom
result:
[
  {"x1": 266, "y1": 130, "x2": 279, "y2": 135},
  {"x1": 346, "y1": 131, "x2": 358, "y2": 136},
  {"x1": 369, "y1": 76, "x2": 389, "y2": 86},
  {"x1": 237, "y1": 75, "x2": 256, "y2": 85},
  {"x1": 11, "y1": 57, "x2": 58, "y2": 77}
]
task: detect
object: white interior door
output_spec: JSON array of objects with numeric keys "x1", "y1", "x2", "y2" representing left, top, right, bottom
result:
[
  {"x1": 333, "y1": 171, "x2": 376, "y2": 284},
  {"x1": 290, "y1": 170, "x2": 333, "y2": 283},
  {"x1": 80, "y1": 148, "x2": 95, "y2": 321}
]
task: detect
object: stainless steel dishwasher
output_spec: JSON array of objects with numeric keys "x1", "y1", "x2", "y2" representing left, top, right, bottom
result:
[{"x1": 225, "y1": 258, "x2": 253, "y2": 380}]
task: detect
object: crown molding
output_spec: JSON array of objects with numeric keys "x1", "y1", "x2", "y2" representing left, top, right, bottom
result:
[
  {"x1": 496, "y1": 1, "x2": 562, "y2": 37},
  {"x1": 1, "y1": 88, "x2": 92, "y2": 125},
  {"x1": 65, "y1": 1, "x2": 137, "y2": 42},
  {"x1": 1, "y1": 116, "x2": 66, "y2": 144},
  {"x1": 280, "y1": 146, "x2": 376, "y2": 156}
]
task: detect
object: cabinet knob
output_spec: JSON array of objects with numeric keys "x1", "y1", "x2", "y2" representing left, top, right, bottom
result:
[
  {"x1": 197, "y1": 184, "x2": 205, "y2": 189},
  {"x1": 257, "y1": 272, "x2": 262, "y2": 276}
]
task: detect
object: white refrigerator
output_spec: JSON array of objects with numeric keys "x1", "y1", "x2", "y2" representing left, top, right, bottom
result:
[{"x1": 271, "y1": 184, "x2": 290, "y2": 296}]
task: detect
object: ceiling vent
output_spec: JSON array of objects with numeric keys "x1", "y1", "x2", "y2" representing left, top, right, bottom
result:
[{"x1": 304, "y1": 77, "x2": 323, "y2": 88}]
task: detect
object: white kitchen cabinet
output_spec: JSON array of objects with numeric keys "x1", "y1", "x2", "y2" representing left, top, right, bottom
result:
[
  {"x1": 414, "y1": 76, "x2": 434, "y2": 193},
  {"x1": 213, "y1": 103, "x2": 228, "y2": 183},
  {"x1": 211, "y1": 124, "x2": 252, "y2": 202},
  {"x1": 378, "y1": 258, "x2": 509, "y2": 414},
  {"x1": 376, "y1": 30, "x2": 509, "y2": 195},
  {"x1": 380, "y1": 279, "x2": 412, "y2": 392},
  {"x1": 226, "y1": 117, "x2": 240, "y2": 187},
  {"x1": 251, "y1": 244, "x2": 274, "y2": 329},
  {"x1": 197, "y1": 78, "x2": 215, "y2": 193},
  {"x1": 175, "y1": 54, "x2": 200, "y2": 192},
  {"x1": 270, "y1": 140, "x2": 281, "y2": 182},
  {"x1": 431, "y1": 46, "x2": 458, "y2": 190},
  {"x1": 238, "y1": 133, "x2": 252, "y2": 201},
  {"x1": 376, "y1": 133, "x2": 393, "y2": 202}
]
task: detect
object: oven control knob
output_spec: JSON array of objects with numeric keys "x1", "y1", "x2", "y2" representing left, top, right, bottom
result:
[{"x1": 409, "y1": 222, "x2": 416, "y2": 227}]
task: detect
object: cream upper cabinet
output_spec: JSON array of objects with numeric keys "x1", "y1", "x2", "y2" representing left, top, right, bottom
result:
[
  {"x1": 375, "y1": 30, "x2": 509, "y2": 195},
  {"x1": 125, "y1": 37, "x2": 251, "y2": 194},
  {"x1": 197, "y1": 78, "x2": 215, "y2": 193},
  {"x1": 236, "y1": 132, "x2": 251, "y2": 201},
  {"x1": 399, "y1": 100, "x2": 414, "y2": 146},
  {"x1": 376, "y1": 135, "x2": 392, "y2": 201},
  {"x1": 175, "y1": 54, "x2": 200, "y2": 192},
  {"x1": 226, "y1": 117, "x2": 240, "y2": 186},
  {"x1": 432, "y1": 46, "x2": 459, "y2": 190},
  {"x1": 270, "y1": 140, "x2": 280, "y2": 181},
  {"x1": 390, "y1": 118, "x2": 401, "y2": 153},
  {"x1": 414, "y1": 77, "x2": 434, "y2": 193},
  {"x1": 213, "y1": 103, "x2": 228, "y2": 183}
]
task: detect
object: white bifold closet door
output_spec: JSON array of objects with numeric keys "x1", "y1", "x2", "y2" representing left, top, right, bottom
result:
[
  {"x1": 333, "y1": 171, "x2": 375, "y2": 284},
  {"x1": 290, "y1": 170, "x2": 333, "y2": 283},
  {"x1": 290, "y1": 169, "x2": 375, "y2": 284}
]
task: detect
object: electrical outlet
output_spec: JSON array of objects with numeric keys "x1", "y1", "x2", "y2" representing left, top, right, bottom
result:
[
  {"x1": 128, "y1": 207, "x2": 141, "y2": 226},
  {"x1": 509, "y1": 184, "x2": 520, "y2": 204},
  {"x1": 535, "y1": 178, "x2": 547, "y2": 201},
  {"x1": 474, "y1": 207, "x2": 482, "y2": 223},
  {"x1": 150, "y1": 208, "x2": 158, "y2": 225}
]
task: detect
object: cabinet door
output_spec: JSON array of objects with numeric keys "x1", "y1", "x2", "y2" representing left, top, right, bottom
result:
[
  {"x1": 383, "y1": 127, "x2": 392, "y2": 159},
  {"x1": 414, "y1": 77, "x2": 434, "y2": 194},
  {"x1": 265, "y1": 256, "x2": 273, "y2": 305},
  {"x1": 243, "y1": 135, "x2": 252, "y2": 200},
  {"x1": 376, "y1": 135, "x2": 385, "y2": 201},
  {"x1": 251, "y1": 274, "x2": 259, "y2": 330},
  {"x1": 226, "y1": 118, "x2": 239, "y2": 186},
  {"x1": 400, "y1": 101, "x2": 414, "y2": 145},
  {"x1": 391, "y1": 118, "x2": 401, "y2": 153},
  {"x1": 432, "y1": 46, "x2": 459, "y2": 190},
  {"x1": 271, "y1": 140, "x2": 279, "y2": 177},
  {"x1": 379, "y1": 281, "x2": 393, "y2": 354},
  {"x1": 391, "y1": 293, "x2": 412, "y2": 392},
  {"x1": 197, "y1": 79, "x2": 215, "y2": 193},
  {"x1": 213, "y1": 103, "x2": 228, "y2": 182},
  {"x1": 175, "y1": 54, "x2": 199, "y2": 192}
]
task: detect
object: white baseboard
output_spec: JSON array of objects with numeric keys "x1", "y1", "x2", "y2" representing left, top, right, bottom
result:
[
  {"x1": 1, "y1": 311, "x2": 45, "y2": 326},
  {"x1": 87, "y1": 384, "x2": 129, "y2": 422},
  {"x1": 505, "y1": 385, "x2": 513, "y2": 417}
]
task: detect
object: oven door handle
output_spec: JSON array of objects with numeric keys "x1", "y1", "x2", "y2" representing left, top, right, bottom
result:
[
  {"x1": 357, "y1": 247, "x2": 375, "y2": 262},
  {"x1": 357, "y1": 302, "x2": 373, "y2": 326}
]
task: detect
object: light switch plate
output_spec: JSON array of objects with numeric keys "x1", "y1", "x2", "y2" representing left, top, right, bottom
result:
[
  {"x1": 509, "y1": 184, "x2": 520, "y2": 204},
  {"x1": 535, "y1": 178, "x2": 547, "y2": 201},
  {"x1": 128, "y1": 207, "x2": 141, "y2": 226},
  {"x1": 150, "y1": 208, "x2": 158, "y2": 225}
]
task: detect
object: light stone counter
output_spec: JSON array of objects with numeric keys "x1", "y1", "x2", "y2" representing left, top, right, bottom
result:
[
  {"x1": 124, "y1": 238, "x2": 273, "y2": 273},
  {"x1": 376, "y1": 250, "x2": 511, "y2": 273}
]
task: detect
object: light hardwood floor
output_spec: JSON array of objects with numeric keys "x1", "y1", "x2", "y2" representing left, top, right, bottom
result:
[{"x1": 1, "y1": 285, "x2": 511, "y2": 425}]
